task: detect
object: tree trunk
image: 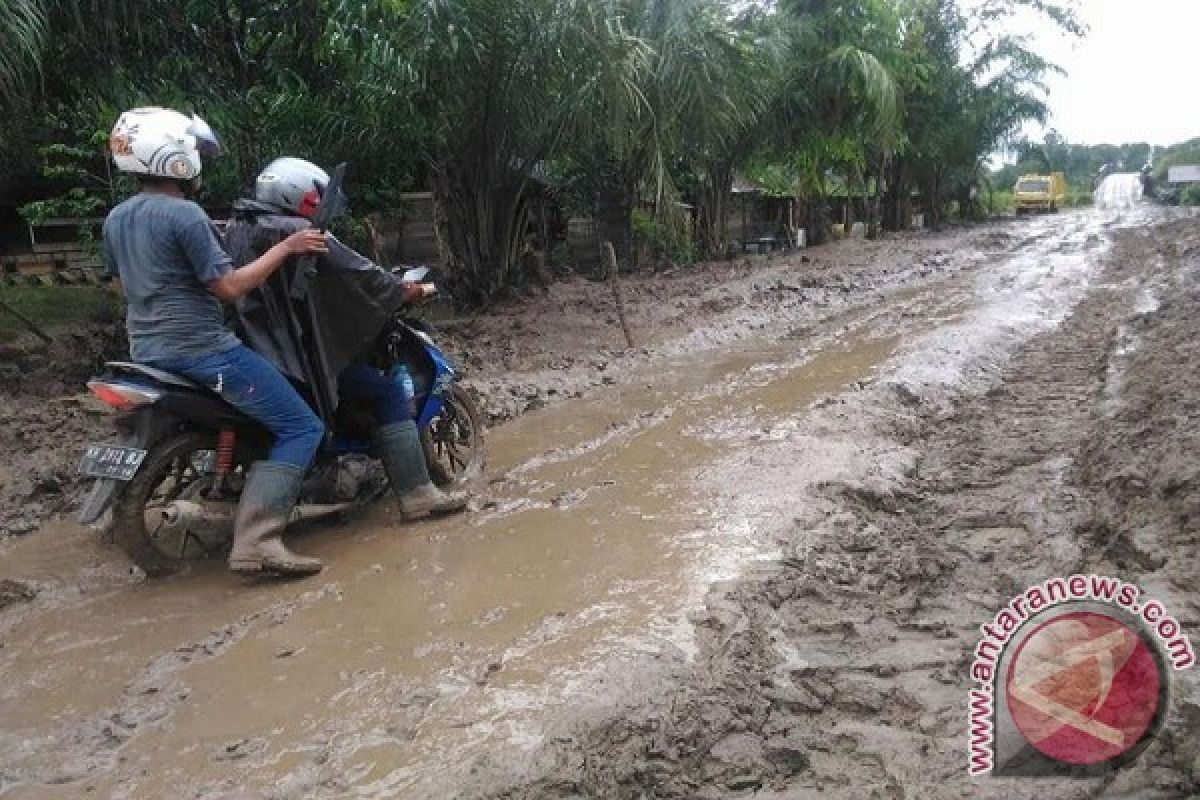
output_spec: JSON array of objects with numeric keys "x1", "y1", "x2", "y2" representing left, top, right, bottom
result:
[
  {"x1": 597, "y1": 177, "x2": 634, "y2": 274},
  {"x1": 929, "y1": 171, "x2": 944, "y2": 231},
  {"x1": 697, "y1": 160, "x2": 733, "y2": 258},
  {"x1": 603, "y1": 241, "x2": 635, "y2": 348},
  {"x1": 805, "y1": 195, "x2": 830, "y2": 247},
  {"x1": 431, "y1": 162, "x2": 527, "y2": 305},
  {"x1": 867, "y1": 181, "x2": 882, "y2": 240},
  {"x1": 866, "y1": 154, "x2": 888, "y2": 240},
  {"x1": 881, "y1": 160, "x2": 899, "y2": 232}
]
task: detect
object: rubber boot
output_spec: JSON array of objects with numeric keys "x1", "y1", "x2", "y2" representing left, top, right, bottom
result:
[
  {"x1": 228, "y1": 462, "x2": 323, "y2": 576},
  {"x1": 377, "y1": 421, "x2": 469, "y2": 520}
]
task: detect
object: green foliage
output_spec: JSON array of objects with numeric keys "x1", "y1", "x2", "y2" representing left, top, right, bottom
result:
[
  {"x1": 632, "y1": 207, "x2": 697, "y2": 266},
  {"x1": 331, "y1": 215, "x2": 380, "y2": 260},
  {"x1": 994, "y1": 132, "x2": 1153, "y2": 197},
  {"x1": 989, "y1": 189, "x2": 1014, "y2": 211},
  {"x1": 1181, "y1": 186, "x2": 1200, "y2": 207},
  {"x1": 0, "y1": 0, "x2": 48, "y2": 107},
  {"x1": 1154, "y1": 138, "x2": 1200, "y2": 184},
  {"x1": 18, "y1": 189, "x2": 106, "y2": 224},
  {"x1": 17, "y1": 138, "x2": 115, "y2": 232},
  {"x1": 3, "y1": 0, "x2": 1083, "y2": 301},
  {"x1": 1065, "y1": 187, "x2": 1093, "y2": 208}
]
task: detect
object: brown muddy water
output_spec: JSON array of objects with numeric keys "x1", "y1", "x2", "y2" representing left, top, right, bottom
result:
[{"x1": 0, "y1": 210, "x2": 1130, "y2": 798}]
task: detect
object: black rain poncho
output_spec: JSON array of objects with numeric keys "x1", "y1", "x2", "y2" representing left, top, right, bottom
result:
[{"x1": 224, "y1": 199, "x2": 410, "y2": 422}]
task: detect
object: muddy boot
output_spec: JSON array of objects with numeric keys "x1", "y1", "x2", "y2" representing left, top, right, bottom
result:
[
  {"x1": 377, "y1": 421, "x2": 470, "y2": 520},
  {"x1": 228, "y1": 462, "x2": 323, "y2": 576}
]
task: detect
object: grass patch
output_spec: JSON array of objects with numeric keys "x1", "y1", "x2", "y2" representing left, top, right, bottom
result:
[{"x1": 0, "y1": 285, "x2": 123, "y2": 343}]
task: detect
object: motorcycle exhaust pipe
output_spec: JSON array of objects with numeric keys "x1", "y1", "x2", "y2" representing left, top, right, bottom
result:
[
  {"x1": 290, "y1": 502, "x2": 357, "y2": 523},
  {"x1": 160, "y1": 499, "x2": 357, "y2": 536},
  {"x1": 161, "y1": 500, "x2": 235, "y2": 538}
]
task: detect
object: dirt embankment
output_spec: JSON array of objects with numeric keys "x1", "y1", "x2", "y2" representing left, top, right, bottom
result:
[
  {"x1": 0, "y1": 322, "x2": 126, "y2": 536},
  {"x1": 0, "y1": 225, "x2": 1002, "y2": 539},
  {"x1": 455, "y1": 218, "x2": 1200, "y2": 798}
]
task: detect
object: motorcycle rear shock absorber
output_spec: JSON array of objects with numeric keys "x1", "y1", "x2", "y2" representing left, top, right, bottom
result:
[{"x1": 209, "y1": 428, "x2": 237, "y2": 497}]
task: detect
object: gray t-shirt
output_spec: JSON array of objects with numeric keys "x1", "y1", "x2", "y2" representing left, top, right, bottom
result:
[{"x1": 103, "y1": 193, "x2": 240, "y2": 363}]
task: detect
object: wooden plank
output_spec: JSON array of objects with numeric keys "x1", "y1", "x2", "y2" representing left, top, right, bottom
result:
[
  {"x1": 17, "y1": 264, "x2": 56, "y2": 276},
  {"x1": 15, "y1": 255, "x2": 56, "y2": 270},
  {"x1": 33, "y1": 243, "x2": 85, "y2": 255}
]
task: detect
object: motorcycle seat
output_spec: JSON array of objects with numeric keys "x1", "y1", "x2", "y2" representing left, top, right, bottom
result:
[{"x1": 106, "y1": 361, "x2": 205, "y2": 391}]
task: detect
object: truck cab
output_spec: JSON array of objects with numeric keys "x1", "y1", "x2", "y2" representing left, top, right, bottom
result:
[{"x1": 1014, "y1": 172, "x2": 1066, "y2": 214}]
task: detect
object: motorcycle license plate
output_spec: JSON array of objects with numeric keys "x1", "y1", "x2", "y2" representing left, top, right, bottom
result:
[{"x1": 78, "y1": 444, "x2": 148, "y2": 481}]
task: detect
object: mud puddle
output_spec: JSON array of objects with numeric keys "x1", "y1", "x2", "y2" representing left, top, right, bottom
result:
[
  {"x1": 0, "y1": 333, "x2": 921, "y2": 798},
  {"x1": 0, "y1": 209, "x2": 1134, "y2": 799}
]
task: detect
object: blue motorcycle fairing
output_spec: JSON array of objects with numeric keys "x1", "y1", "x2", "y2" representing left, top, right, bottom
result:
[{"x1": 414, "y1": 331, "x2": 457, "y2": 428}]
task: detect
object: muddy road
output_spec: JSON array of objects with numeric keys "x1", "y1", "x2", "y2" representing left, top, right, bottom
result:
[{"x1": 1, "y1": 209, "x2": 1198, "y2": 798}]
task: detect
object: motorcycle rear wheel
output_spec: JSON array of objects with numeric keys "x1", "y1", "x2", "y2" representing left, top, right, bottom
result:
[
  {"x1": 422, "y1": 385, "x2": 486, "y2": 488},
  {"x1": 110, "y1": 430, "x2": 245, "y2": 577}
]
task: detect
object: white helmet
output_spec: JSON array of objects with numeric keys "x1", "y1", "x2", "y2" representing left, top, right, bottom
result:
[
  {"x1": 254, "y1": 157, "x2": 330, "y2": 218},
  {"x1": 109, "y1": 107, "x2": 220, "y2": 181}
]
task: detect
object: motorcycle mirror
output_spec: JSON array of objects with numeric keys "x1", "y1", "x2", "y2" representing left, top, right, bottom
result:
[{"x1": 400, "y1": 267, "x2": 429, "y2": 283}]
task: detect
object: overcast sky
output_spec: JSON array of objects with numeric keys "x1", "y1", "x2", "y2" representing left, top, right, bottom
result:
[{"x1": 1023, "y1": 0, "x2": 1200, "y2": 146}]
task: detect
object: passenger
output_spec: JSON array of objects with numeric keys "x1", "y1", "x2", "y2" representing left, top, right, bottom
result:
[{"x1": 225, "y1": 157, "x2": 469, "y2": 520}]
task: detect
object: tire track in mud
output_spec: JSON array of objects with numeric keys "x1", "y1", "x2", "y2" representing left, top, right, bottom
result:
[{"x1": 461, "y1": 215, "x2": 1200, "y2": 800}]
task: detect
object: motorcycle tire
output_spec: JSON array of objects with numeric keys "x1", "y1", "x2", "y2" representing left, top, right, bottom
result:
[
  {"x1": 110, "y1": 430, "x2": 237, "y2": 577},
  {"x1": 421, "y1": 385, "x2": 487, "y2": 488}
]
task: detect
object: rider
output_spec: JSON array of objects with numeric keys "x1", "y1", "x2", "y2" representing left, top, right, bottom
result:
[
  {"x1": 102, "y1": 107, "x2": 330, "y2": 578},
  {"x1": 226, "y1": 156, "x2": 469, "y2": 519}
]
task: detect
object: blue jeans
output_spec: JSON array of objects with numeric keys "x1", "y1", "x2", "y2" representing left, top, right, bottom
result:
[
  {"x1": 339, "y1": 362, "x2": 413, "y2": 426},
  {"x1": 147, "y1": 344, "x2": 325, "y2": 469}
]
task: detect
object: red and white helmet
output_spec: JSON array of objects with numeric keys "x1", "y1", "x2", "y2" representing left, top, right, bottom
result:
[
  {"x1": 254, "y1": 157, "x2": 330, "y2": 219},
  {"x1": 109, "y1": 107, "x2": 220, "y2": 180}
]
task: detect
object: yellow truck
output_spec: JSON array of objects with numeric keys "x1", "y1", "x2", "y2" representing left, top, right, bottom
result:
[{"x1": 1014, "y1": 172, "x2": 1066, "y2": 214}]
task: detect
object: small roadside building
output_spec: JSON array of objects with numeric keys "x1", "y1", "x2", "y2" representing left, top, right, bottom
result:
[{"x1": 727, "y1": 175, "x2": 799, "y2": 253}]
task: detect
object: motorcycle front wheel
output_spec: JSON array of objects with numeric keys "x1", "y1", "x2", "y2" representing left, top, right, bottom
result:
[
  {"x1": 422, "y1": 385, "x2": 486, "y2": 488},
  {"x1": 110, "y1": 430, "x2": 247, "y2": 577}
]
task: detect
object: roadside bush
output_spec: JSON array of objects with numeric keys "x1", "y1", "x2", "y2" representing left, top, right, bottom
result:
[
  {"x1": 1066, "y1": 187, "x2": 1093, "y2": 207},
  {"x1": 989, "y1": 189, "x2": 1014, "y2": 212},
  {"x1": 632, "y1": 208, "x2": 697, "y2": 268}
]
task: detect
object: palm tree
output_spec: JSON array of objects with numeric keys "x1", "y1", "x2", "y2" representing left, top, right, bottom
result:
[
  {"x1": 0, "y1": 0, "x2": 48, "y2": 109},
  {"x1": 328, "y1": 0, "x2": 653, "y2": 301},
  {"x1": 766, "y1": 0, "x2": 901, "y2": 244}
]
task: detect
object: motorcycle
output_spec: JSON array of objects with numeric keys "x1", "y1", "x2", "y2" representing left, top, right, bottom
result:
[{"x1": 76, "y1": 265, "x2": 486, "y2": 577}]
